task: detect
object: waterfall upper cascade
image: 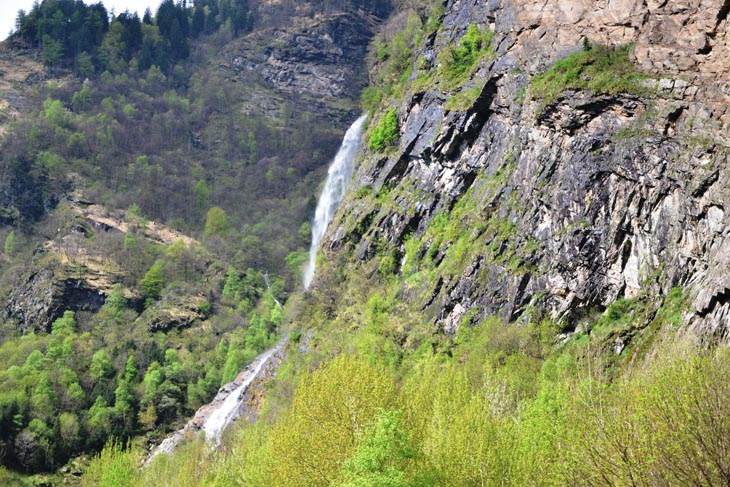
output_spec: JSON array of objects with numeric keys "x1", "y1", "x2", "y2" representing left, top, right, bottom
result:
[{"x1": 303, "y1": 114, "x2": 367, "y2": 289}]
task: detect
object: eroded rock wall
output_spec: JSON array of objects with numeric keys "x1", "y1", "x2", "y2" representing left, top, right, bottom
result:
[{"x1": 320, "y1": 0, "x2": 730, "y2": 340}]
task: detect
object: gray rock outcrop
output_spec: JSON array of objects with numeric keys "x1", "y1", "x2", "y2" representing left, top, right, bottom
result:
[{"x1": 319, "y1": 0, "x2": 730, "y2": 340}]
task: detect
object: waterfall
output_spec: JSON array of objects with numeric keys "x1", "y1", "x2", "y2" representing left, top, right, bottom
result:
[
  {"x1": 303, "y1": 114, "x2": 367, "y2": 289},
  {"x1": 148, "y1": 117, "x2": 366, "y2": 463},
  {"x1": 200, "y1": 343, "x2": 281, "y2": 445},
  {"x1": 147, "y1": 341, "x2": 285, "y2": 462}
]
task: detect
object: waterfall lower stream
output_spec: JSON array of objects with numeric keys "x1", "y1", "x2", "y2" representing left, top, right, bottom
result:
[
  {"x1": 199, "y1": 344, "x2": 282, "y2": 445},
  {"x1": 303, "y1": 114, "x2": 367, "y2": 288},
  {"x1": 147, "y1": 115, "x2": 367, "y2": 461},
  {"x1": 148, "y1": 341, "x2": 285, "y2": 461}
]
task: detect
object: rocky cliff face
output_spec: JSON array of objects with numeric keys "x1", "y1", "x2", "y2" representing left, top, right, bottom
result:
[
  {"x1": 6, "y1": 267, "x2": 107, "y2": 333},
  {"x1": 230, "y1": 12, "x2": 373, "y2": 99},
  {"x1": 317, "y1": 0, "x2": 730, "y2": 341},
  {"x1": 219, "y1": 11, "x2": 373, "y2": 127}
]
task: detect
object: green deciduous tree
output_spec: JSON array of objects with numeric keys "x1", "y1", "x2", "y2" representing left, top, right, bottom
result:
[
  {"x1": 124, "y1": 354, "x2": 138, "y2": 382},
  {"x1": 204, "y1": 206, "x2": 230, "y2": 236},
  {"x1": 140, "y1": 260, "x2": 165, "y2": 303},
  {"x1": 266, "y1": 355, "x2": 398, "y2": 487},
  {"x1": 51, "y1": 311, "x2": 76, "y2": 337},
  {"x1": 90, "y1": 351, "x2": 114, "y2": 382},
  {"x1": 339, "y1": 410, "x2": 426, "y2": 487},
  {"x1": 43, "y1": 98, "x2": 68, "y2": 126}
]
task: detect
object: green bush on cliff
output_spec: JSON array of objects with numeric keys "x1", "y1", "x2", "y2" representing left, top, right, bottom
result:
[
  {"x1": 368, "y1": 108, "x2": 399, "y2": 152},
  {"x1": 439, "y1": 24, "x2": 495, "y2": 87},
  {"x1": 361, "y1": 13, "x2": 425, "y2": 113},
  {"x1": 529, "y1": 43, "x2": 650, "y2": 106}
]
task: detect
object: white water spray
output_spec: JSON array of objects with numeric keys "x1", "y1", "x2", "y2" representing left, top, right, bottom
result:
[
  {"x1": 147, "y1": 341, "x2": 284, "y2": 462},
  {"x1": 148, "y1": 117, "x2": 366, "y2": 463},
  {"x1": 200, "y1": 344, "x2": 280, "y2": 445},
  {"x1": 303, "y1": 115, "x2": 367, "y2": 289}
]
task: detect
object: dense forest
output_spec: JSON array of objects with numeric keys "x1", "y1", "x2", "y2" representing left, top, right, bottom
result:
[{"x1": 12, "y1": 0, "x2": 260, "y2": 73}]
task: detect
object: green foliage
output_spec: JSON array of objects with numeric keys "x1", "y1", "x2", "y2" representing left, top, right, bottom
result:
[
  {"x1": 43, "y1": 98, "x2": 68, "y2": 126},
  {"x1": 655, "y1": 287, "x2": 686, "y2": 327},
  {"x1": 266, "y1": 355, "x2": 398, "y2": 487},
  {"x1": 204, "y1": 206, "x2": 230, "y2": 236},
  {"x1": 194, "y1": 180, "x2": 210, "y2": 209},
  {"x1": 370, "y1": 14, "x2": 422, "y2": 86},
  {"x1": 564, "y1": 345, "x2": 730, "y2": 486},
  {"x1": 378, "y1": 250, "x2": 399, "y2": 275},
  {"x1": 82, "y1": 441, "x2": 140, "y2": 487},
  {"x1": 51, "y1": 311, "x2": 76, "y2": 337},
  {"x1": 222, "y1": 267, "x2": 244, "y2": 300},
  {"x1": 361, "y1": 12, "x2": 427, "y2": 113},
  {"x1": 90, "y1": 350, "x2": 114, "y2": 381},
  {"x1": 67, "y1": 296, "x2": 730, "y2": 487},
  {"x1": 285, "y1": 250, "x2": 308, "y2": 278},
  {"x1": 41, "y1": 35, "x2": 64, "y2": 69},
  {"x1": 123, "y1": 232, "x2": 138, "y2": 252},
  {"x1": 0, "y1": 247, "x2": 279, "y2": 471},
  {"x1": 4, "y1": 230, "x2": 15, "y2": 257},
  {"x1": 360, "y1": 87, "x2": 384, "y2": 114},
  {"x1": 368, "y1": 107, "x2": 399, "y2": 152},
  {"x1": 14, "y1": 0, "x2": 198, "y2": 74},
  {"x1": 125, "y1": 354, "x2": 138, "y2": 382},
  {"x1": 439, "y1": 24, "x2": 494, "y2": 86},
  {"x1": 76, "y1": 52, "x2": 96, "y2": 77},
  {"x1": 99, "y1": 285, "x2": 130, "y2": 324},
  {"x1": 339, "y1": 410, "x2": 425, "y2": 487},
  {"x1": 141, "y1": 260, "x2": 165, "y2": 302},
  {"x1": 529, "y1": 43, "x2": 651, "y2": 106},
  {"x1": 444, "y1": 84, "x2": 483, "y2": 111},
  {"x1": 198, "y1": 300, "x2": 212, "y2": 316}
]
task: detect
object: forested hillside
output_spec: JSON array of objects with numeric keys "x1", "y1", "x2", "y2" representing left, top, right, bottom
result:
[
  {"x1": 0, "y1": 0, "x2": 380, "y2": 482},
  {"x1": 3, "y1": 0, "x2": 730, "y2": 485}
]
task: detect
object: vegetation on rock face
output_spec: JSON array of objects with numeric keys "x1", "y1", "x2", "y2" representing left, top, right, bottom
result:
[
  {"x1": 360, "y1": 5, "x2": 445, "y2": 116},
  {"x1": 368, "y1": 107, "x2": 399, "y2": 152},
  {"x1": 438, "y1": 24, "x2": 494, "y2": 87},
  {"x1": 529, "y1": 43, "x2": 651, "y2": 106},
  {"x1": 362, "y1": 15, "x2": 495, "y2": 146}
]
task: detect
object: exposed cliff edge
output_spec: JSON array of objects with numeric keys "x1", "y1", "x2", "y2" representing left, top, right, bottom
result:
[{"x1": 313, "y1": 0, "x2": 730, "y2": 343}]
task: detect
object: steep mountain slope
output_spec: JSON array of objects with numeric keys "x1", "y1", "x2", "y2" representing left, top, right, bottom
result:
[
  {"x1": 0, "y1": 2, "x2": 375, "y2": 333},
  {"x1": 315, "y1": 0, "x2": 730, "y2": 343}
]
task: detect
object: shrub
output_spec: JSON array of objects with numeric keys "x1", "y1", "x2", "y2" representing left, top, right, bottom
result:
[
  {"x1": 368, "y1": 107, "x2": 399, "y2": 152},
  {"x1": 439, "y1": 24, "x2": 494, "y2": 86}
]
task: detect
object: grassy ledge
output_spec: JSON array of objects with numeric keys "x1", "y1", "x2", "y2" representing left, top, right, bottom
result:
[{"x1": 529, "y1": 43, "x2": 652, "y2": 107}]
